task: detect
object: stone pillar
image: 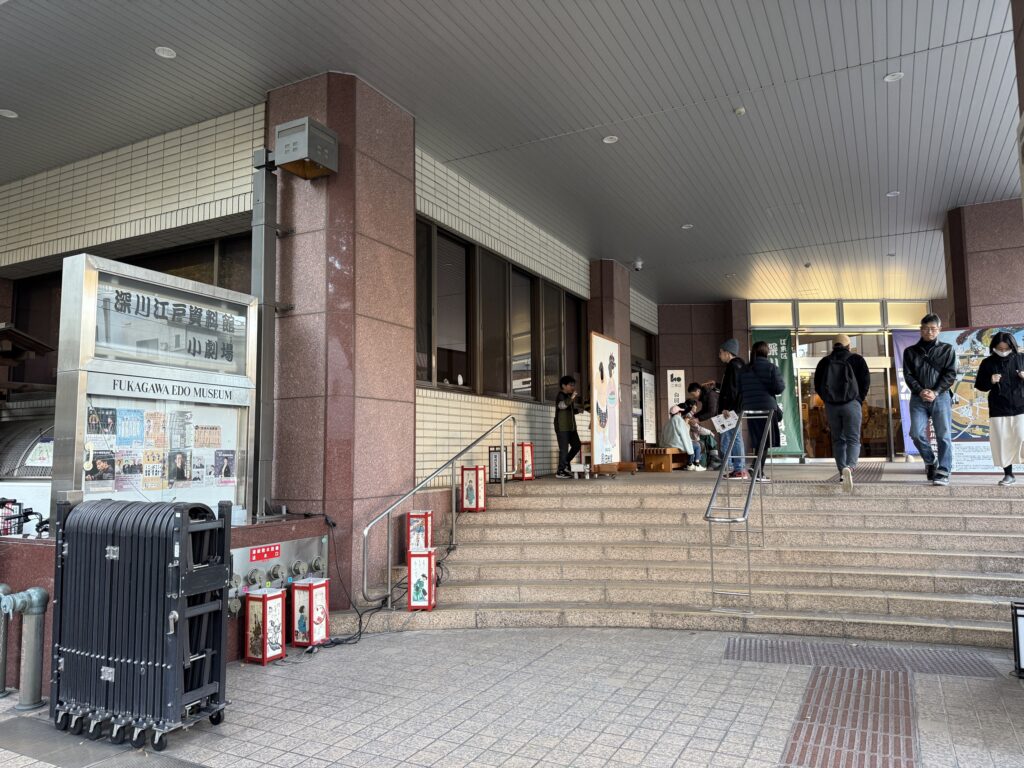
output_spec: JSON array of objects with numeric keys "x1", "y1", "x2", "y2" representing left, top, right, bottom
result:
[
  {"x1": 587, "y1": 260, "x2": 632, "y2": 461},
  {"x1": 944, "y1": 200, "x2": 1024, "y2": 327},
  {"x1": 1013, "y1": 1, "x2": 1024, "y2": 116},
  {"x1": 267, "y1": 74, "x2": 416, "y2": 608}
]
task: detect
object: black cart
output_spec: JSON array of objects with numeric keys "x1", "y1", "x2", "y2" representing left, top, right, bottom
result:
[{"x1": 50, "y1": 499, "x2": 231, "y2": 751}]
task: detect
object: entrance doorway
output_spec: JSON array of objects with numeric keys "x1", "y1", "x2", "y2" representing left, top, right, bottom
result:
[{"x1": 795, "y1": 333, "x2": 904, "y2": 461}]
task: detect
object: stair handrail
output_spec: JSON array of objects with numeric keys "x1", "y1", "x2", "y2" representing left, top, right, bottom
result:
[
  {"x1": 361, "y1": 414, "x2": 519, "y2": 608},
  {"x1": 704, "y1": 409, "x2": 774, "y2": 524}
]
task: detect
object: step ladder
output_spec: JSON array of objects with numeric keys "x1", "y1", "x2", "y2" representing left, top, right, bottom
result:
[{"x1": 704, "y1": 410, "x2": 776, "y2": 613}]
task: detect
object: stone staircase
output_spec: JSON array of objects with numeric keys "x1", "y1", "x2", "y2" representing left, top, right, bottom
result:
[{"x1": 332, "y1": 477, "x2": 1024, "y2": 648}]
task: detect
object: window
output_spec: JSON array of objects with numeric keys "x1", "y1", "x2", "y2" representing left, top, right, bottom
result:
[
  {"x1": 510, "y1": 269, "x2": 534, "y2": 398},
  {"x1": 415, "y1": 220, "x2": 432, "y2": 381},
  {"x1": 842, "y1": 301, "x2": 882, "y2": 327},
  {"x1": 798, "y1": 301, "x2": 838, "y2": 327},
  {"x1": 886, "y1": 301, "x2": 930, "y2": 327},
  {"x1": 564, "y1": 294, "x2": 584, "y2": 397},
  {"x1": 435, "y1": 233, "x2": 471, "y2": 387},
  {"x1": 543, "y1": 282, "x2": 562, "y2": 401},
  {"x1": 480, "y1": 251, "x2": 508, "y2": 394},
  {"x1": 750, "y1": 301, "x2": 794, "y2": 327},
  {"x1": 630, "y1": 325, "x2": 655, "y2": 365}
]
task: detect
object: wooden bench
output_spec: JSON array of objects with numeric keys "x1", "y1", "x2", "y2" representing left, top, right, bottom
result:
[{"x1": 643, "y1": 448, "x2": 689, "y2": 472}]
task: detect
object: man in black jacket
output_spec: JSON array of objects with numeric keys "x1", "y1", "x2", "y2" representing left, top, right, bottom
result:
[
  {"x1": 902, "y1": 314, "x2": 958, "y2": 485},
  {"x1": 814, "y1": 333, "x2": 870, "y2": 490},
  {"x1": 718, "y1": 339, "x2": 748, "y2": 478}
]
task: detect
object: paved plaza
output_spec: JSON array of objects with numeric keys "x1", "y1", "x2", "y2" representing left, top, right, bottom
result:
[{"x1": 1, "y1": 628, "x2": 1023, "y2": 768}]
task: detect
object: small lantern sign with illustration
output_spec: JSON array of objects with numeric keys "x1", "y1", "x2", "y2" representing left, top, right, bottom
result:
[
  {"x1": 408, "y1": 548, "x2": 437, "y2": 611},
  {"x1": 245, "y1": 588, "x2": 286, "y2": 665},
  {"x1": 407, "y1": 509, "x2": 433, "y2": 550},
  {"x1": 517, "y1": 442, "x2": 535, "y2": 481},
  {"x1": 461, "y1": 465, "x2": 486, "y2": 511},
  {"x1": 291, "y1": 578, "x2": 330, "y2": 648}
]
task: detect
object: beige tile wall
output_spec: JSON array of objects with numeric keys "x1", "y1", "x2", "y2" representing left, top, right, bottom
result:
[
  {"x1": 0, "y1": 105, "x2": 264, "y2": 268},
  {"x1": 631, "y1": 287, "x2": 659, "y2": 334},
  {"x1": 415, "y1": 150, "x2": 590, "y2": 298},
  {"x1": 416, "y1": 387, "x2": 592, "y2": 487}
]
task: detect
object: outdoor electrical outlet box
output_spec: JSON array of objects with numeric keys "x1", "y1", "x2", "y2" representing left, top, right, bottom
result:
[{"x1": 274, "y1": 117, "x2": 338, "y2": 179}]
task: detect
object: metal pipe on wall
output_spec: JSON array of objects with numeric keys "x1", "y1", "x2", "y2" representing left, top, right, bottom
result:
[
  {"x1": 0, "y1": 586, "x2": 49, "y2": 710},
  {"x1": 0, "y1": 583, "x2": 10, "y2": 698}
]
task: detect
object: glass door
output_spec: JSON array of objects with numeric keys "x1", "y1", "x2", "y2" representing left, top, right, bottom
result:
[{"x1": 799, "y1": 369, "x2": 899, "y2": 460}]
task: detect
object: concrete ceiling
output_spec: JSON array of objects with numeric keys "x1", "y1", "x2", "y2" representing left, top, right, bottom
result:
[{"x1": 0, "y1": 0, "x2": 1018, "y2": 302}]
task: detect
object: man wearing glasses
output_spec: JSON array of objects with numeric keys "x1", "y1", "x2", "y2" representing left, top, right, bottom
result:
[{"x1": 902, "y1": 314, "x2": 958, "y2": 485}]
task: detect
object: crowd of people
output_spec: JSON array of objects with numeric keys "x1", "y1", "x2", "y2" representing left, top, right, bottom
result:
[{"x1": 657, "y1": 314, "x2": 1023, "y2": 489}]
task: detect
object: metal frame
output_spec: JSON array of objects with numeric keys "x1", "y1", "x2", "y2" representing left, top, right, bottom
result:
[
  {"x1": 704, "y1": 410, "x2": 774, "y2": 613},
  {"x1": 52, "y1": 254, "x2": 258, "y2": 521},
  {"x1": 361, "y1": 415, "x2": 519, "y2": 609}
]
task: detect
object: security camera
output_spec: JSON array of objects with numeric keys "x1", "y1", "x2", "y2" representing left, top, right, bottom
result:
[{"x1": 632, "y1": 260, "x2": 644, "y2": 272}]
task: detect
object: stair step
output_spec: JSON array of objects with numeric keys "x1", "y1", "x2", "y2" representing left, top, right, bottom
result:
[
  {"x1": 328, "y1": 603, "x2": 1010, "y2": 649},
  {"x1": 446, "y1": 541, "x2": 1024, "y2": 572},
  {"x1": 429, "y1": 579, "x2": 1010, "y2": 622},
  {"x1": 434, "y1": 559, "x2": 1024, "y2": 596}
]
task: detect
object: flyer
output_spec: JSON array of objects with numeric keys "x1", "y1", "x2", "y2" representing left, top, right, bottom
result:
[
  {"x1": 194, "y1": 425, "x2": 222, "y2": 448},
  {"x1": 115, "y1": 451, "x2": 143, "y2": 491},
  {"x1": 167, "y1": 450, "x2": 192, "y2": 488},
  {"x1": 142, "y1": 449, "x2": 166, "y2": 491},
  {"x1": 214, "y1": 449, "x2": 236, "y2": 485},
  {"x1": 84, "y1": 450, "x2": 115, "y2": 491},
  {"x1": 116, "y1": 408, "x2": 145, "y2": 448},
  {"x1": 168, "y1": 411, "x2": 194, "y2": 450},
  {"x1": 144, "y1": 411, "x2": 167, "y2": 449}
]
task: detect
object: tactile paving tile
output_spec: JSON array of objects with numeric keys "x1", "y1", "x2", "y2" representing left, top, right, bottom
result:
[
  {"x1": 782, "y1": 667, "x2": 916, "y2": 768},
  {"x1": 725, "y1": 637, "x2": 1000, "y2": 678}
]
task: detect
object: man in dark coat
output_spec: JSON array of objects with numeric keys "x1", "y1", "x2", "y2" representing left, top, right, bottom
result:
[
  {"x1": 813, "y1": 333, "x2": 870, "y2": 490},
  {"x1": 902, "y1": 314, "x2": 958, "y2": 485}
]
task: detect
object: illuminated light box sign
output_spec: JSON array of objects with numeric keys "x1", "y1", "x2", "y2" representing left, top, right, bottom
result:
[{"x1": 53, "y1": 254, "x2": 258, "y2": 522}]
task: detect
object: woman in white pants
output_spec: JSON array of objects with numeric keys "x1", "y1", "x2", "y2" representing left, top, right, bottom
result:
[{"x1": 974, "y1": 332, "x2": 1024, "y2": 486}]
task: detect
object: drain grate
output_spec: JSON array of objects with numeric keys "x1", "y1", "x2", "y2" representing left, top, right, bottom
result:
[{"x1": 725, "y1": 637, "x2": 1000, "y2": 678}]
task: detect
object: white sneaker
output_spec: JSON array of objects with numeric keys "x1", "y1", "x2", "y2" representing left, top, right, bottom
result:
[
  {"x1": 999, "y1": 475, "x2": 1016, "y2": 486},
  {"x1": 693, "y1": 465, "x2": 706, "y2": 472},
  {"x1": 685, "y1": 465, "x2": 696, "y2": 471},
  {"x1": 841, "y1": 467, "x2": 853, "y2": 493}
]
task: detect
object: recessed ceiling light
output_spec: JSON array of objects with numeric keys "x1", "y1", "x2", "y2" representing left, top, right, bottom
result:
[
  {"x1": 887, "y1": 252, "x2": 896, "y2": 258},
  {"x1": 886, "y1": 190, "x2": 900, "y2": 198},
  {"x1": 602, "y1": 135, "x2": 619, "y2": 144},
  {"x1": 0, "y1": 109, "x2": 17, "y2": 119},
  {"x1": 155, "y1": 46, "x2": 177, "y2": 59},
  {"x1": 883, "y1": 71, "x2": 904, "y2": 83},
  {"x1": 724, "y1": 273, "x2": 737, "y2": 278},
  {"x1": 680, "y1": 224, "x2": 694, "y2": 230},
  {"x1": 733, "y1": 106, "x2": 747, "y2": 117}
]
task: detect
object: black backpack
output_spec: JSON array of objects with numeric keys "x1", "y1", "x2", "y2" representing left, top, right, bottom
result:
[{"x1": 823, "y1": 357, "x2": 859, "y2": 404}]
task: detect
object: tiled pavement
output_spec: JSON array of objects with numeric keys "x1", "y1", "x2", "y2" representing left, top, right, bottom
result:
[{"x1": 0, "y1": 628, "x2": 1022, "y2": 768}]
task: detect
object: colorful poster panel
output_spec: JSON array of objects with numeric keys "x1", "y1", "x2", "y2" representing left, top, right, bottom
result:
[
  {"x1": 115, "y1": 451, "x2": 143, "y2": 491},
  {"x1": 215, "y1": 449, "x2": 236, "y2": 485},
  {"x1": 167, "y1": 450, "x2": 192, "y2": 488},
  {"x1": 116, "y1": 409, "x2": 145, "y2": 449},
  {"x1": 590, "y1": 332, "x2": 621, "y2": 466}
]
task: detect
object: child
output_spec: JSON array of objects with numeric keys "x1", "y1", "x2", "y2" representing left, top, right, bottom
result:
[
  {"x1": 680, "y1": 399, "x2": 708, "y2": 471},
  {"x1": 554, "y1": 375, "x2": 581, "y2": 478},
  {"x1": 660, "y1": 405, "x2": 699, "y2": 469}
]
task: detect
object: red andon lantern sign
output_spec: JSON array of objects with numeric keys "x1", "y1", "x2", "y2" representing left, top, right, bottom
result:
[
  {"x1": 408, "y1": 509, "x2": 433, "y2": 550},
  {"x1": 408, "y1": 548, "x2": 436, "y2": 611},
  {"x1": 461, "y1": 465, "x2": 486, "y2": 511},
  {"x1": 518, "y1": 442, "x2": 535, "y2": 480},
  {"x1": 291, "y1": 578, "x2": 330, "y2": 647},
  {"x1": 244, "y1": 588, "x2": 286, "y2": 665}
]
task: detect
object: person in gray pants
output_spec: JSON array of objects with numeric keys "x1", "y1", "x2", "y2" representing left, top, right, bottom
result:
[{"x1": 813, "y1": 333, "x2": 870, "y2": 491}]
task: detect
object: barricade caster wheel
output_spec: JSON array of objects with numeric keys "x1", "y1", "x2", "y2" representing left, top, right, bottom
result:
[
  {"x1": 152, "y1": 732, "x2": 168, "y2": 752},
  {"x1": 110, "y1": 726, "x2": 126, "y2": 745},
  {"x1": 87, "y1": 722, "x2": 105, "y2": 740},
  {"x1": 130, "y1": 729, "x2": 147, "y2": 749},
  {"x1": 209, "y1": 710, "x2": 224, "y2": 726},
  {"x1": 55, "y1": 712, "x2": 69, "y2": 731},
  {"x1": 70, "y1": 717, "x2": 84, "y2": 736}
]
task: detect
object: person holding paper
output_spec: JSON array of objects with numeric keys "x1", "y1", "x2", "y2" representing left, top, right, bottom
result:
[{"x1": 717, "y1": 339, "x2": 748, "y2": 479}]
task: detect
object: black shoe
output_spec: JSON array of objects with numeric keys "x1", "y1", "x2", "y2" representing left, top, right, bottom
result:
[
  {"x1": 926, "y1": 464, "x2": 936, "y2": 482},
  {"x1": 555, "y1": 470, "x2": 571, "y2": 479}
]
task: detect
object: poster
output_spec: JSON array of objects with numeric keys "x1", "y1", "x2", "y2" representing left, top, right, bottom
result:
[
  {"x1": 115, "y1": 451, "x2": 143, "y2": 491},
  {"x1": 25, "y1": 440, "x2": 54, "y2": 467},
  {"x1": 116, "y1": 409, "x2": 144, "y2": 448},
  {"x1": 167, "y1": 450, "x2": 192, "y2": 488},
  {"x1": 750, "y1": 329, "x2": 804, "y2": 456},
  {"x1": 642, "y1": 371, "x2": 657, "y2": 444},
  {"x1": 667, "y1": 369, "x2": 686, "y2": 410},
  {"x1": 893, "y1": 326, "x2": 1024, "y2": 473},
  {"x1": 590, "y1": 332, "x2": 621, "y2": 466}
]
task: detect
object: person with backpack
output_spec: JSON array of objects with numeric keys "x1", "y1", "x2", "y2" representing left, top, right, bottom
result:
[
  {"x1": 813, "y1": 333, "x2": 870, "y2": 491},
  {"x1": 973, "y1": 332, "x2": 1024, "y2": 486}
]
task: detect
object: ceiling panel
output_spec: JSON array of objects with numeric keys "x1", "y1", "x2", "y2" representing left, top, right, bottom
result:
[{"x1": 0, "y1": 0, "x2": 1017, "y2": 302}]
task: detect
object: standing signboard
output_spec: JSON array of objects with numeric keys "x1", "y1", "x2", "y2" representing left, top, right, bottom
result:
[
  {"x1": 894, "y1": 326, "x2": 1024, "y2": 473},
  {"x1": 750, "y1": 329, "x2": 804, "y2": 456},
  {"x1": 52, "y1": 254, "x2": 257, "y2": 521},
  {"x1": 642, "y1": 371, "x2": 657, "y2": 444},
  {"x1": 590, "y1": 332, "x2": 621, "y2": 466},
  {"x1": 666, "y1": 369, "x2": 686, "y2": 411}
]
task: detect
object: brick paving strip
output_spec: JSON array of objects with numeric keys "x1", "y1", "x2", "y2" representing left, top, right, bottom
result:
[{"x1": 725, "y1": 638, "x2": 1001, "y2": 768}]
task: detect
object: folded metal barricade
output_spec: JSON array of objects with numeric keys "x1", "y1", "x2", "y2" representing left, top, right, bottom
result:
[
  {"x1": 703, "y1": 410, "x2": 775, "y2": 613},
  {"x1": 50, "y1": 499, "x2": 231, "y2": 751}
]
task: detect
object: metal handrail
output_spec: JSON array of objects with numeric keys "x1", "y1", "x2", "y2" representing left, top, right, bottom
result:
[
  {"x1": 704, "y1": 409, "x2": 775, "y2": 614},
  {"x1": 361, "y1": 415, "x2": 519, "y2": 608}
]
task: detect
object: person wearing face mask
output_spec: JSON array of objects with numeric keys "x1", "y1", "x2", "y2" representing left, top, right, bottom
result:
[
  {"x1": 973, "y1": 332, "x2": 1024, "y2": 486},
  {"x1": 902, "y1": 314, "x2": 958, "y2": 485}
]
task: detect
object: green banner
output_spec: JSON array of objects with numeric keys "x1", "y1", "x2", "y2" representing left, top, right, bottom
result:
[{"x1": 751, "y1": 329, "x2": 804, "y2": 456}]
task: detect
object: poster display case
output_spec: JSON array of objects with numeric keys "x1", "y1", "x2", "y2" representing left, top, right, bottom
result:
[{"x1": 52, "y1": 254, "x2": 257, "y2": 522}]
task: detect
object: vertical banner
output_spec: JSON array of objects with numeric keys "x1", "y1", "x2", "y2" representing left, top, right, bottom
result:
[
  {"x1": 894, "y1": 325, "x2": 1024, "y2": 472},
  {"x1": 590, "y1": 332, "x2": 621, "y2": 466},
  {"x1": 642, "y1": 371, "x2": 657, "y2": 444},
  {"x1": 666, "y1": 369, "x2": 686, "y2": 409},
  {"x1": 751, "y1": 329, "x2": 804, "y2": 456}
]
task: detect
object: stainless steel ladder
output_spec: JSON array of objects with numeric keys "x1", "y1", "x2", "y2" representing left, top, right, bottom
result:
[{"x1": 703, "y1": 410, "x2": 775, "y2": 613}]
